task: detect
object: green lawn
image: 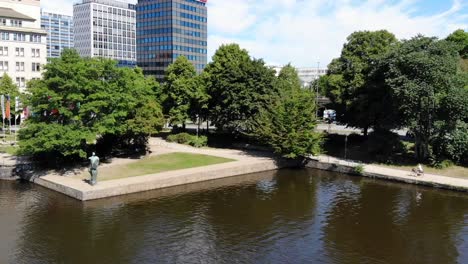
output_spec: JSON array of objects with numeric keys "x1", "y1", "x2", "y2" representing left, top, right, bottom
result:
[
  {"x1": 76, "y1": 152, "x2": 235, "y2": 181},
  {"x1": 0, "y1": 145, "x2": 18, "y2": 155}
]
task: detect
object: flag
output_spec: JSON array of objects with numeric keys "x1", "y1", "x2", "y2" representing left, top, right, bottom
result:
[
  {"x1": 5, "y1": 95, "x2": 10, "y2": 120},
  {"x1": 14, "y1": 97, "x2": 20, "y2": 122},
  {"x1": 0, "y1": 95, "x2": 4, "y2": 120}
]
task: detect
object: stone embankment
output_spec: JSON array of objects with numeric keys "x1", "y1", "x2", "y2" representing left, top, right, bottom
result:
[
  {"x1": 0, "y1": 153, "x2": 32, "y2": 181},
  {"x1": 34, "y1": 138, "x2": 296, "y2": 201},
  {"x1": 306, "y1": 156, "x2": 468, "y2": 192}
]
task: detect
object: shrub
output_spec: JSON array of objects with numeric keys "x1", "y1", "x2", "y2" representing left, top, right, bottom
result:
[
  {"x1": 367, "y1": 129, "x2": 406, "y2": 163},
  {"x1": 167, "y1": 133, "x2": 208, "y2": 148},
  {"x1": 167, "y1": 133, "x2": 192, "y2": 144},
  {"x1": 354, "y1": 164, "x2": 365, "y2": 175},
  {"x1": 188, "y1": 136, "x2": 208, "y2": 148}
]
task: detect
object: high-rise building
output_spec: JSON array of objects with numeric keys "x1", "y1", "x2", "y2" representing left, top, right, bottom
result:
[
  {"x1": 73, "y1": 0, "x2": 136, "y2": 67},
  {"x1": 41, "y1": 11, "x2": 74, "y2": 59},
  {"x1": 0, "y1": 0, "x2": 47, "y2": 91},
  {"x1": 136, "y1": 0, "x2": 208, "y2": 80}
]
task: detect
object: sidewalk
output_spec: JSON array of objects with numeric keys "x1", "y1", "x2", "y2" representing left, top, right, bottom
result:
[{"x1": 308, "y1": 155, "x2": 468, "y2": 192}]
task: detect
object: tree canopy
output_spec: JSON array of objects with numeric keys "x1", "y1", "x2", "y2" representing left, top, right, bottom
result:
[
  {"x1": 0, "y1": 73, "x2": 19, "y2": 97},
  {"x1": 19, "y1": 49, "x2": 164, "y2": 164},
  {"x1": 323, "y1": 30, "x2": 398, "y2": 134},
  {"x1": 205, "y1": 44, "x2": 277, "y2": 132},
  {"x1": 382, "y1": 36, "x2": 463, "y2": 161},
  {"x1": 161, "y1": 56, "x2": 198, "y2": 128}
]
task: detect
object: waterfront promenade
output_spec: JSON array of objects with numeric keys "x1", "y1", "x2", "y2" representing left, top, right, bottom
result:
[
  {"x1": 34, "y1": 138, "x2": 293, "y2": 201},
  {"x1": 7, "y1": 137, "x2": 468, "y2": 201}
]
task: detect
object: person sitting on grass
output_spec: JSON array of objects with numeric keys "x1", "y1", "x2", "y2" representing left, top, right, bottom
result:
[{"x1": 412, "y1": 164, "x2": 424, "y2": 176}]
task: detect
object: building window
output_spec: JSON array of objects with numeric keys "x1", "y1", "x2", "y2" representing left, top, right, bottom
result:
[
  {"x1": 31, "y1": 48, "x2": 40, "y2": 58},
  {"x1": 15, "y1": 62, "x2": 24, "y2": 72},
  {"x1": 0, "y1": 61, "x2": 8, "y2": 71},
  {"x1": 0, "y1": 47, "x2": 7, "y2": 56},
  {"x1": 1, "y1": 32, "x2": 9, "y2": 40},
  {"x1": 15, "y1": 77, "x2": 25, "y2": 88},
  {"x1": 32, "y1": 63, "x2": 40, "y2": 72},
  {"x1": 15, "y1": 47, "x2": 24, "y2": 57}
]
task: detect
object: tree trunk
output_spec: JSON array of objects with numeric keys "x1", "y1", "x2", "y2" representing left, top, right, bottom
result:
[
  {"x1": 363, "y1": 126, "x2": 368, "y2": 137},
  {"x1": 414, "y1": 136, "x2": 430, "y2": 161}
]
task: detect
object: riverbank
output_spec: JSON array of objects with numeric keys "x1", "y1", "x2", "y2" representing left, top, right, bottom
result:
[
  {"x1": 306, "y1": 156, "x2": 468, "y2": 192},
  {"x1": 34, "y1": 138, "x2": 295, "y2": 201}
]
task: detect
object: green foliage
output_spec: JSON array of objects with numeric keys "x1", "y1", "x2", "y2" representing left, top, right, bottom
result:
[
  {"x1": 166, "y1": 132, "x2": 207, "y2": 148},
  {"x1": 432, "y1": 121, "x2": 468, "y2": 165},
  {"x1": 446, "y1": 29, "x2": 468, "y2": 58},
  {"x1": 0, "y1": 73, "x2": 19, "y2": 97},
  {"x1": 188, "y1": 135, "x2": 207, "y2": 148},
  {"x1": 161, "y1": 56, "x2": 198, "y2": 128},
  {"x1": 205, "y1": 44, "x2": 277, "y2": 132},
  {"x1": 354, "y1": 164, "x2": 365, "y2": 175},
  {"x1": 167, "y1": 132, "x2": 192, "y2": 144},
  {"x1": 19, "y1": 49, "x2": 164, "y2": 163},
  {"x1": 367, "y1": 129, "x2": 406, "y2": 163},
  {"x1": 383, "y1": 36, "x2": 462, "y2": 160},
  {"x1": 276, "y1": 63, "x2": 302, "y2": 91},
  {"x1": 250, "y1": 88, "x2": 323, "y2": 159},
  {"x1": 323, "y1": 30, "x2": 398, "y2": 134}
]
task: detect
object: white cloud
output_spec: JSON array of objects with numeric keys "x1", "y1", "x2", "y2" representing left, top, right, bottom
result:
[
  {"x1": 208, "y1": 0, "x2": 468, "y2": 67},
  {"x1": 41, "y1": 0, "x2": 467, "y2": 68}
]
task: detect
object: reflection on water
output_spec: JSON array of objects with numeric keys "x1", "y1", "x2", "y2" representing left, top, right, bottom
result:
[{"x1": 1, "y1": 169, "x2": 467, "y2": 264}]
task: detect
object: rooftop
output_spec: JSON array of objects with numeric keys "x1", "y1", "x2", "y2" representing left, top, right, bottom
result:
[{"x1": 0, "y1": 7, "x2": 35, "y2": 21}]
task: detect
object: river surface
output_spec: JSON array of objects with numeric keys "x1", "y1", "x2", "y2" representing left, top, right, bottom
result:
[{"x1": 1, "y1": 169, "x2": 468, "y2": 264}]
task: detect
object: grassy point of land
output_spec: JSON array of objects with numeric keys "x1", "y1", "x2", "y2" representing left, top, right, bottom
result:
[{"x1": 75, "y1": 152, "x2": 236, "y2": 181}]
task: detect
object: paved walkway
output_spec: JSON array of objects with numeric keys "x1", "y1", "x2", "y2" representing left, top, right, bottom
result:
[
  {"x1": 310, "y1": 155, "x2": 468, "y2": 192},
  {"x1": 34, "y1": 138, "x2": 291, "y2": 201}
]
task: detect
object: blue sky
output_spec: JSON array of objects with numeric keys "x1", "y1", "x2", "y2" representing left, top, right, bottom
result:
[{"x1": 43, "y1": 0, "x2": 467, "y2": 67}]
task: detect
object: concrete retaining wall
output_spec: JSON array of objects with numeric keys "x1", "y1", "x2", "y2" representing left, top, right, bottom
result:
[
  {"x1": 35, "y1": 159, "x2": 294, "y2": 201},
  {"x1": 305, "y1": 158, "x2": 468, "y2": 192}
]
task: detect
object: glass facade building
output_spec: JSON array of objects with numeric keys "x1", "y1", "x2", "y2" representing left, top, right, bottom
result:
[
  {"x1": 41, "y1": 11, "x2": 74, "y2": 59},
  {"x1": 136, "y1": 0, "x2": 207, "y2": 80},
  {"x1": 73, "y1": 0, "x2": 137, "y2": 67}
]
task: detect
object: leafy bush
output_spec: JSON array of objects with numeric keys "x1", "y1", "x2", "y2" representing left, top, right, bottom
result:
[
  {"x1": 188, "y1": 136, "x2": 208, "y2": 148},
  {"x1": 431, "y1": 121, "x2": 468, "y2": 165},
  {"x1": 167, "y1": 133, "x2": 192, "y2": 144},
  {"x1": 167, "y1": 133, "x2": 207, "y2": 148},
  {"x1": 367, "y1": 129, "x2": 406, "y2": 163},
  {"x1": 354, "y1": 164, "x2": 365, "y2": 175}
]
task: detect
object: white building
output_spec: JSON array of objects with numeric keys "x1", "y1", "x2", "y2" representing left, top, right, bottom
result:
[
  {"x1": 0, "y1": 0, "x2": 47, "y2": 92},
  {"x1": 271, "y1": 65, "x2": 327, "y2": 88},
  {"x1": 73, "y1": 0, "x2": 136, "y2": 67}
]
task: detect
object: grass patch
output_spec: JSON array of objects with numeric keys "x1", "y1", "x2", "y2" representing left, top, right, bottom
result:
[
  {"x1": 0, "y1": 145, "x2": 18, "y2": 155},
  {"x1": 379, "y1": 164, "x2": 468, "y2": 178},
  {"x1": 76, "y1": 152, "x2": 235, "y2": 181}
]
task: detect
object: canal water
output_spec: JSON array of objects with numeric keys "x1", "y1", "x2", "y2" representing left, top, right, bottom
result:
[{"x1": 1, "y1": 169, "x2": 467, "y2": 264}]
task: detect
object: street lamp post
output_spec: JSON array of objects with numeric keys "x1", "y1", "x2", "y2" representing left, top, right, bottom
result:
[
  {"x1": 196, "y1": 114, "x2": 200, "y2": 137},
  {"x1": 316, "y1": 61, "x2": 320, "y2": 119},
  {"x1": 344, "y1": 134, "x2": 348, "y2": 160}
]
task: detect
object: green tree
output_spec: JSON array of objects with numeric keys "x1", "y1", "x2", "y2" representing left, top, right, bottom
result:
[
  {"x1": 205, "y1": 44, "x2": 276, "y2": 132},
  {"x1": 0, "y1": 73, "x2": 19, "y2": 97},
  {"x1": 276, "y1": 63, "x2": 302, "y2": 91},
  {"x1": 323, "y1": 30, "x2": 398, "y2": 135},
  {"x1": 18, "y1": 49, "x2": 163, "y2": 164},
  {"x1": 446, "y1": 29, "x2": 468, "y2": 59},
  {"x1": 161, "y1": 56, "x2": 197, "y2": 129},
  {"x1": 250, "y1": 88, "x2": 322, "y2": 158},
  {"x1": 383, "y1": 36, "x2": 461, "y2": 161}
]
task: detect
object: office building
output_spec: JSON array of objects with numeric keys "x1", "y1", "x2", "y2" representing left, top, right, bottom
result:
[
  {"x1": 271, "y1": 65, "x2": 327, "y2": 88},
  {"x1": 73, "y1": 0, "x2": 137, "y2": 67},
  {"x1": 136, "y1": 0, "x2": 208, "y2": 80},
  {"x1": 41, "y1": 11, "x2": 74, "y2": 59},
  {"x1": 0, "y1": 0, "x2": 47, "y2": 91}
]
